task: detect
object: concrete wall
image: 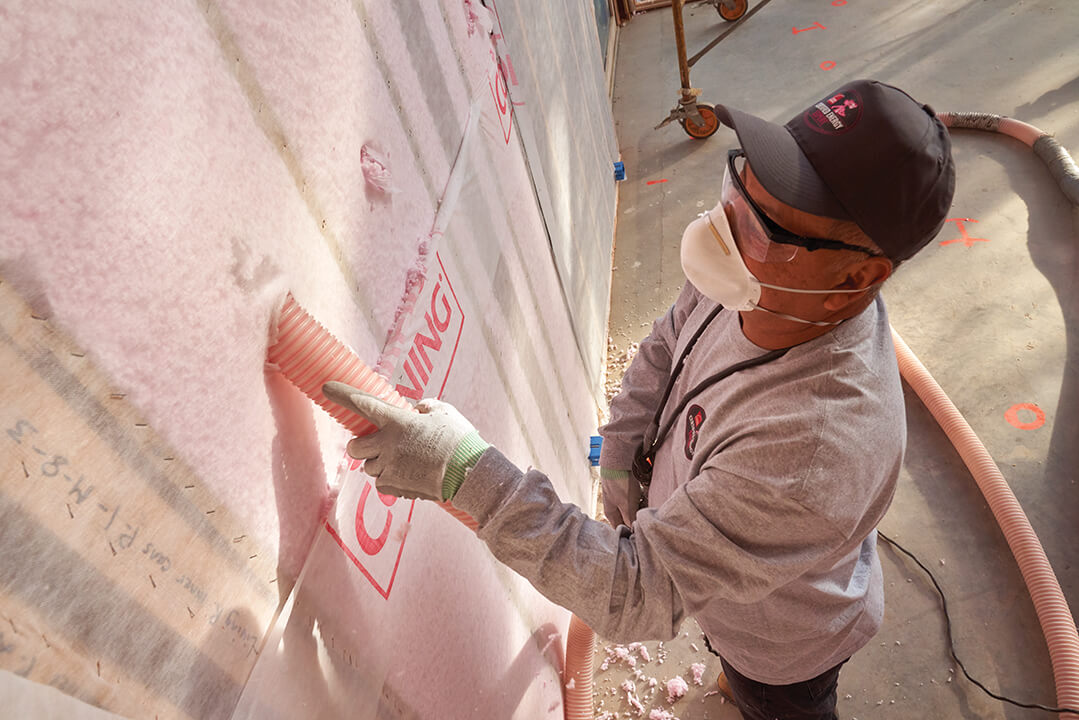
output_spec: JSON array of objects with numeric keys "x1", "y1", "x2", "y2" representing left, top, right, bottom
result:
[{"x1": 0, "y1": 1, "x2": 616, "y2": 718}]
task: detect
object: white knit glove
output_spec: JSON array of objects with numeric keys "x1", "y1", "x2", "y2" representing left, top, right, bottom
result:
[
  {"x1": 322, "y1": 382, "x2": 489, "y2": 502},
  {"x1": 600, "y1": 467, "x2": 642, "y2": 528}
]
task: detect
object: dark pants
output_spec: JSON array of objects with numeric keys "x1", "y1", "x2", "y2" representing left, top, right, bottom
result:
[{"x1": 718, "y1": 655, "x2": 848, "y2": 720}]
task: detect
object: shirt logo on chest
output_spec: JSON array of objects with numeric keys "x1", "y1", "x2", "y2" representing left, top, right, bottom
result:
[{"x1": 684, "y1": 404, "x2": 706, "y2": 460}]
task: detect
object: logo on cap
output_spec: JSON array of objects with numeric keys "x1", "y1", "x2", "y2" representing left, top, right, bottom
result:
[{"x1": 804, "y1": 89, "x2": 862, "y2": 135}]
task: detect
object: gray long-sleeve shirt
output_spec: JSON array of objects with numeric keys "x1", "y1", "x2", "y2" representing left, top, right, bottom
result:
[{"x1": 453, "y1": 283, "x2": 904, "y2": 685}]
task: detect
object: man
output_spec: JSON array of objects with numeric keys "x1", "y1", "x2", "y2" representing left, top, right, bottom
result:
[{"x1": 324, "y1": 79, "x2": 955, "y2": 720}]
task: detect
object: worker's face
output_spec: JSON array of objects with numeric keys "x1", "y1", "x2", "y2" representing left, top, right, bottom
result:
[
  {"x1": 735, "y1": 162, "x2": 878, "y2": 325},
  {"x1": 723, "y1": 150, "x2": 878, "y2": 264}
]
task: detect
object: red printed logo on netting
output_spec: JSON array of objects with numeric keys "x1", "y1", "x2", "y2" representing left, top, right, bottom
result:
[{"x1": 325, "y1": 252, "x2": 465, "y2": 599}]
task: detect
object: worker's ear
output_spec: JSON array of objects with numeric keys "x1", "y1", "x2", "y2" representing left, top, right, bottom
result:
[{"x1": 822, "y1": 256, "x2": 892, "y2": 311}]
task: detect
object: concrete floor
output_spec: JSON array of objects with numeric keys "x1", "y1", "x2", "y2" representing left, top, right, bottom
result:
[{"x1": 595, "y1": 1, "x2": 1079, "y2": 718}]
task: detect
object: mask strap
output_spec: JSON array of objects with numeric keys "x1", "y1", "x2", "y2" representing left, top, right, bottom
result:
[
  {"x1": 750, "y1": 304, "x2": 842, "y2": 327},
  {"x1": 750, "y1": 282, "x2": 879, "y2": 326},
  {"x1": 703, "y1": 211, "x2": 733, "y2": 256},
  {"x1": 757, "y1": 281, "x2": 877, "y2": 295}
]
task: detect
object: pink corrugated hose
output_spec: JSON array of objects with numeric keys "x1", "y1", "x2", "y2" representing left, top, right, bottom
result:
[
  {"x1": 933, "y1": 113, "x2": 1079, "y2": 718},
  {"x1": 892, "y1": 329, "x2": 1079, "y2": 719},
  {"x1": 938, "y1": 112, "x2": 1079, "y2": 204},
  {"x1": 267, "y1": 293, "x2": 595, "y2": 716}
]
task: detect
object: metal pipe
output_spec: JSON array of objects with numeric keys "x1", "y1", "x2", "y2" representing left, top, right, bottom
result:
[{"x1": 671, "y1": 0, "x2": 691, "y2": 92}]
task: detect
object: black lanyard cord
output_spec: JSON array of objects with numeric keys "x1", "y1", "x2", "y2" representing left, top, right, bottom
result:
[
  {"x1": 643, "y1": 303, "x2": 725, "y2": 446},
  {"x1": 632, "y1": 306, "x2": 789, "y2": 487},
  {"x1": 650, "y1": 346, "x2": 788, "y2": 452}
]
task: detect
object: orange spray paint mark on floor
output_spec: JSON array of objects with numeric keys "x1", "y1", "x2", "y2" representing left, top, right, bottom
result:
[
  {"x1": 940, "y1": 218, "x2": 990, "y2": 247},
  {"x1": 1005, "y1": 403, "x2": 1046, "y2": 431}
]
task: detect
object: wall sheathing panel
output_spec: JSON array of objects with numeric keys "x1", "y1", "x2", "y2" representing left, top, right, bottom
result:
[{"x1": 0, "y1": 0, "x2": 616, "y2": 718}]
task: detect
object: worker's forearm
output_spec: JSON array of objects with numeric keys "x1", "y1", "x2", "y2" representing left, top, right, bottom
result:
[{"x1": 453, "y1": 447, "x2": 686, "y2": 643}]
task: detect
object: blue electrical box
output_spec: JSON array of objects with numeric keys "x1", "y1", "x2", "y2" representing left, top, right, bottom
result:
[{"x1": 589, "y1": 435, "x2": 602, "y2": 466}]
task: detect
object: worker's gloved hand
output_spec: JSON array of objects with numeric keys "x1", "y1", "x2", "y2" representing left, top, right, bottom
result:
[
  {"x1": 600, "y1": 467, "x2": 642, "y2": 528},
  {"x1": 322, "y1": 381, "x2": 490, "y2": 502}
]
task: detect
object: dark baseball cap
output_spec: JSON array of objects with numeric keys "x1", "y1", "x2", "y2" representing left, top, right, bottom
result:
[{"x1": 715, "y1": 79, "x2": 955, "y2": 264}]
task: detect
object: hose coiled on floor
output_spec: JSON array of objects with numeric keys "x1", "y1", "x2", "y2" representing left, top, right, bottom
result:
[
  {"x1": 891, "y1": 329, "x2": 1079, "y2": 719},
  {"x1": 938, "y1": 111, "x2": 1079, "y2": 205}
]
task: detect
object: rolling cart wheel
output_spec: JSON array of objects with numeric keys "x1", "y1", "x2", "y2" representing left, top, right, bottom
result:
[
  {"x1": 681, "y1": 103, "x2": 720, "y2": 139},
  {"x1": 717, "y1": 0, "x2": 748, "y2": 21}
]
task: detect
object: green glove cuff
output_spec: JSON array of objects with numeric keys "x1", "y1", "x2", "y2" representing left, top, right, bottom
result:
[
  {"x1": 600, "y1": 467, "x2": 631, "y2": 481},
  {"x1": 443, "y1": 430, "x2": 490, "y2": 500}
]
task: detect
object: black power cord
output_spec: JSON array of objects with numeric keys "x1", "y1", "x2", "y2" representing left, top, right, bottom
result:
[{"x1": 878, "y1": 531, "x2": 1079, "y2": 716}]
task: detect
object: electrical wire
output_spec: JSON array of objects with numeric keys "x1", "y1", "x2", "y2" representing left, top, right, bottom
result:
[{"x1": 878, "y1": 531, "x2": 1079, "y2": 716}]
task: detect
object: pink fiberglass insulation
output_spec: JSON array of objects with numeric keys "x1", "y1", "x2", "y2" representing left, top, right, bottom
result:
[
  {"x1": 0, "y1": 0, "x2": 605, "y2": 718},
  {"x1": 666, "y1": 675, "x2": 689, "y2": 703},
  {"x1": 360, "y1": 143, "x2": 399, "y2": 207},
  {"x1": 3, "y1": 4, "x2": 329, "y2": 558},
  {"x1": 464, "y1": 0, "x2": 495, "y2": 37},
  {"x1": 375, "y1": 235, "x2": 432, "y2": 379}
]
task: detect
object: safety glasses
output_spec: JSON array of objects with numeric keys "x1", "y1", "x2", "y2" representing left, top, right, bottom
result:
[{"x1": 722, "y1": 149, "x2": 883, "y2": 263}]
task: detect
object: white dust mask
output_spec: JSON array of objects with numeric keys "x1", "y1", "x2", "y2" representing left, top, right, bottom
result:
[
  {"x1": 679, "y1": 201, "x2": 873, "y2": 326},
  {"x1": 680, "y1": 201, "x2": 761, "y2": 311}
]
